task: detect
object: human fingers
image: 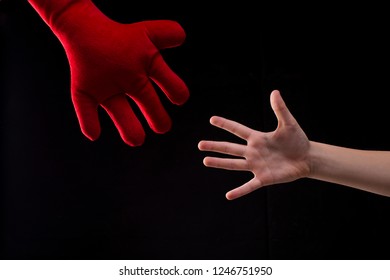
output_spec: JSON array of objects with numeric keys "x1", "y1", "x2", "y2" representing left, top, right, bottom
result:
[
  {"x1": 225, "y1": 177, "x2": 261, "y2": 200},
  {"x1": 209, "y1": 116, "x2": 254, "y2": 140},
  {"x1": 203, "y1": 157, "x2": 248, "y2": 171},
  {"x1": 270, "y1": 90, "x2": 297, "y2": 127},
  {"x1": 198, "y1": 140, "x2": 246, "y2": 157}
]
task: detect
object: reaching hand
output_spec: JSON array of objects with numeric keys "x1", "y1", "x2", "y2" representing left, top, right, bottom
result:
[
  {"x1": 198, "y1": 90, "x2": 311, "y2": 200},
  {"x1": 28, "y1": 0, "x2": 189, "y2": 146}
]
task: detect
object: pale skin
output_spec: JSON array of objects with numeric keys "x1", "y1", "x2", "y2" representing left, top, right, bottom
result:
[{"x1": 198, "y1": 89, "x2": 390, "y2": 200}]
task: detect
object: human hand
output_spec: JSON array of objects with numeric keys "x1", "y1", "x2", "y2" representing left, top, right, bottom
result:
[
  {"x1": 198, "y1": 90, "x2": 311, "y2": 200},
  {"x1": 28, "y1": 0, "x2": 189, "y2": 146}
]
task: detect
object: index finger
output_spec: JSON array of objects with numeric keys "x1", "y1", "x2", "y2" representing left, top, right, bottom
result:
[
  {"x1": 149, "y1": 53, "x2": 189, "y2": 105},
  {"x1": 210, "y1": 116, "x2": 253, "y2": 140}
]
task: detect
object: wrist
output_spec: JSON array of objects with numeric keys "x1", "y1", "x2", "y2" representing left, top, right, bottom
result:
[
  {"x1": 307, "y1": 141, "x2": 329, "y2": 180},
  {"x1": 28, "y1": 0, "x2": 87, "y2": 31}
]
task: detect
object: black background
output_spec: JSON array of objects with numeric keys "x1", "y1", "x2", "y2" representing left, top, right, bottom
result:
[{"x1": 1, "y1": 0, "x2": 390, "y2": 259}]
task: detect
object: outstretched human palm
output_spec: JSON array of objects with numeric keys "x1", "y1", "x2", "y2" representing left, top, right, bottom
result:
[
  {"x1": 198, "y1": 90, "x2": 310, "y2": 199},
  {"x1": 199, "y1": 89, "x2": 390, "y2": 199}
]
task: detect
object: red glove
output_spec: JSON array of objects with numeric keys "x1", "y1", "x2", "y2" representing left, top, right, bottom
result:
[{"x1": 27, "y1": 0, "x2": 189, "y2": 146}]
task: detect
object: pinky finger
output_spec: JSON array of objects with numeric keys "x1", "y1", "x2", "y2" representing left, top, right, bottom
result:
[
  {"x1": 203, "y1": 157, "x2": 248, "y2": 171},
  {"x1": 225, "y1": 177, "x2": 262, "y2": 200}
]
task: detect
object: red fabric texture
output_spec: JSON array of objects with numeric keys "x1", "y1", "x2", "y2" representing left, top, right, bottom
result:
[{"x1": 28, "y1": 0, "x2": 189, "y2": 146}]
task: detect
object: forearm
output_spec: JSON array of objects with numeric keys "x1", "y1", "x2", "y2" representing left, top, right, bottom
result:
[{"x1": 308, "y1": 141, "x2": 390, "y2": 196}]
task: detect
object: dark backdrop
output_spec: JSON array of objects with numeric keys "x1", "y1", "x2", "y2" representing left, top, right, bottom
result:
[{"x1": 1, "y1": 0, "x2": 390, "y2": 259}]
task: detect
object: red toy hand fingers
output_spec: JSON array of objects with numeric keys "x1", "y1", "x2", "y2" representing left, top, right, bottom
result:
[
  {"x1": 142, "y1": 20, "x2": 189, "y2": 105},
  {"x1": 149, "y1": 54, "x2": 190, "y2": 105},
  {"x1": 143, "y1": 20, "x2": 186, "y2": 49},
  {"x1": 129, "y1": 82, "x2": 172, "y2": 134},
  {"x1": 71, "y1": 90, "x2": 101, "y2": 141},
  {"x1": 101, "y1": 95, "x2": 145, "y2": 146}
]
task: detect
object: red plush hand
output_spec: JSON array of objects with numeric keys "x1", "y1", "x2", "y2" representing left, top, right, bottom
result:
[{"x1": 28, "y1": 0, "x2": 189, "y2": 146}]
